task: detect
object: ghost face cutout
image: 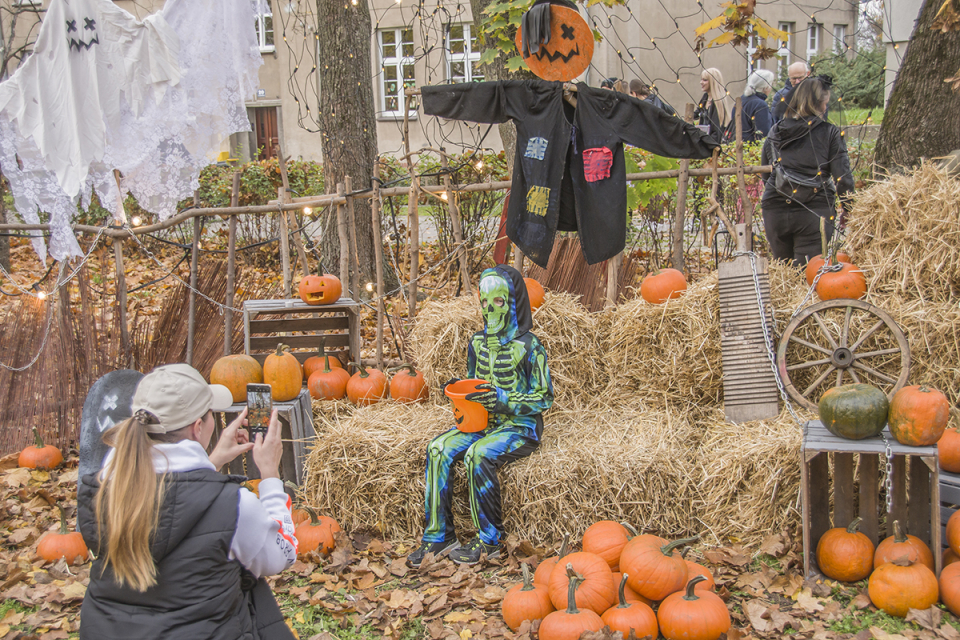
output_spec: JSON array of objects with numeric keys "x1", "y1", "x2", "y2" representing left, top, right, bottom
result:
[
  {"x1": 514, "y1": 5, "x2": 594, "y2": 82},
  {"x1": 66, "y1": 15, "x2": 99, "y2": 52}
]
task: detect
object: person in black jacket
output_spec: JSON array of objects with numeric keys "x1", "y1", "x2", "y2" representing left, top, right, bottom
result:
[
  {"x1": 772, "y1": 62, "x2": 811, "y2": 123},
  {"x1": 736, "y1": 69, "x2": 774, "y2": 141},
  {"x1": 629, "y1": 78, "x2": 678, "y2": 117},
  {"x1": 695, "y1": 68, "x2": 733, "y2": 144},
  {"x1": 760, "y1": 76, "x2": 854, "y2": 266}
]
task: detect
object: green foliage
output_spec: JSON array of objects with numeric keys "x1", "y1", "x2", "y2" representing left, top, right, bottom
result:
[
  {"x1": 625, "y1": 148, "x2": 679, "y2": 210},
  {"x1": 811, "y1": 46, "x2": 886, "y2": 109}
]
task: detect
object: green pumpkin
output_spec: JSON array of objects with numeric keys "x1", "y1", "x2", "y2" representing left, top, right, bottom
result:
[{"x1": 819, "y1": 383, "x2": 890, "y2": 440}]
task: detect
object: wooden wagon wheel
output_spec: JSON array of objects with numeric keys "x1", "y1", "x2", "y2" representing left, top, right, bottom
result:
[{"x1": 776, "y1": 299, "x2": 910, "y2": 412}]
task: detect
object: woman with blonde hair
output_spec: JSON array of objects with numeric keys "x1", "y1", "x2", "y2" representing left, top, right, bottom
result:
[
  {"x1": 695, "y1": 67, "x2": 733, "y2": 143},
  {"x1": 77, "y1": 364, "x2": 298, "y2": 640}
]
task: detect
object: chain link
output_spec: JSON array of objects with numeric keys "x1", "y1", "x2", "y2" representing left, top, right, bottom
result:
[{"x1": 881, "y1": 431, "x2": 895, "y2": 513}]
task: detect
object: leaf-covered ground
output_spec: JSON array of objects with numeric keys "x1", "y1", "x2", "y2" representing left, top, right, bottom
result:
[{"x1": 3, "y1": 454, "x2": 960, "y2": 640}]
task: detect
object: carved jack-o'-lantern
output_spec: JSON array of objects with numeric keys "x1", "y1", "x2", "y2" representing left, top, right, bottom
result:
[
  {"x1": 298, "y1": 274, "x2": 343, "y2": 305},
  {"x1": 514, "y1": 5, "x2": 594, "y2": 82}
]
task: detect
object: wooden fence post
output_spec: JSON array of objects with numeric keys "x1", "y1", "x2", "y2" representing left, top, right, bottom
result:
[
  {"x1": 224, "y1": 171, "x2": 240, "y2": 356},
  {"x1": 407, "y1": 170, "x2": 420, "y2": 319},
  {"x1": 672, "y1": 103, "x2": 695, "y2": 272},
  {"x1": 336, "y1": 182, "x2": 350, "y2": 296},
  {"x1": 275, "y1": 144, "x2": 310, "y2": 277},
  {"x1": 734, "y1": 96, "x2": 756, "y2": 247},
  {"x1": 605, "y1": 252, "x2": 621, "y2": 308},
  {"x1": 371, "y1": 160, "x2": 385, "y2": 368},
  {"x1": 440, "y1": 153, "x2": 472, "y2": 293},
  {"x1": 277, "y1": 186, "x2": 291, "y2": 298},
  {"x1": 345, "y1": 175, "x2": 360, "y2": 299},
  {"x1": 186, "y1": 192, "x2": 200, "y2": 365},
  {"x1": 114, "y1": 238, "x2": 130, "y2": 365}
]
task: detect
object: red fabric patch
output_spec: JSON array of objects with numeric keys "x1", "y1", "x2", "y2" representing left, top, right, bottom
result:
[{"x1": 583, "y1": 147, "x2": 613, "y2": 182}]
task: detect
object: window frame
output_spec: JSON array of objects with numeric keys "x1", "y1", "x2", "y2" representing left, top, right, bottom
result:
[
  {"x1": 777, "y1": 22, "x2": 793, "y2": 76},
  {"x1": 833, "y1": 24, "x2": 847, "y2": 54},
  {"x1": 253, "y1": 0, "x2": 274, "y2": 53},
  {"x1": 377, "y1": 27, "x2": 417, "y2": 118},
  {"x1": 745, "y1": 34, "x2": 762, "y2": 75},
  {"x1": 445, "y1": 24, "x2": 484, "y2": 84},
  {"x1": 806, "y1": 23, "x2": 820, "y2": 59}
]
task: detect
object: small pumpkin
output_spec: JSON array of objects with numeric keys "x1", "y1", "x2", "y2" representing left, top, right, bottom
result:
[
  {"x1": 302, "y1": 338, "x2": 343, "y2": 379},
  {"x1": 946, "y1": 510, "x2": 960, "y2": 556},
  {"x1": 501, "y1": 563, "x2": 555, "y2": 631},
  {"x1": 818, "y1": 383, "x2": 889, "y2": 440},
  {"x1": 538, "y1": 564, "x2": 604, "y2": 640},
  {"x1": 524, "y1": 278, "x2": 546, "y2": 311},
  {"x1": 611, "y1": 572, "x2": 653, "y2": 605},
  {"x1": 389, "y1": 364, "x2": 429, "y2": 404},
  {"x1": 37, "y1": 505, "x2": 88, "y2": 565},
  {"x1": 945, "y1": 547, "x2": 960, "y2": 568},
  {"x1": 868, "y1": 555, "x2": 938, "y2": 617},
  {"x1": 19, "y1": 427, "x2": 63, "y2": 470},
  {"x1": 243, "y1": 479, "x2": 262, "y2": 496},
  {"x1": 681, "y1": 547, "x2": 716, "y2": 591},
  {"x1": 641, "y1": 268, "x2": 687, "y2": 304},
  {"x1": 621, "y1": 536, "x2": 697, "y2": 602},
  {"x1": 888, "y1": 385, "x2": 950, "y2": 447},
  {"x1": 939, "y1": 427, "x2": 960, "y2": 473},
  {"x1": 210, "y1": 354, "x2": 264, "y2": 403},
  {"x1": 874, "y1": 520, "x2": 934, "y2": 572},
  {"x1": 534, "y1": 533, "x2": 569, "y2": 586},
  {"x1": 546, "y1": 551, "x2": 616, "y2": 614},
  {"x1": 601, "y1": 573, "x2": 658, "y2": 639},
  {"x1": 263, "y1": 343, "x2": 303, "y2": 402},
  {"x1": 298, "y1": 273, "x2": 342, "y2": 305},
  {"x1": 940, "y1": 561, "x2": 960, "y2": 616},
  {"x1": 294, "y1": 506, "x2": 341, "y2": 557},
  {"x1": 816, "y1": 517, "x2": 875, "y2": 582},
  {"x1": 805, "y1": 252, "x2": 852, "y2": 286},
  {"x1": 307, "y1": 356, "x2": 350, "y2": 401},
  {"x1": 815, "y1": 261, "x2": 867, "y2": 301},
  {"x1": 582, "y1": 520, "x2": 630, "y2": 571},
  {"x1": 346, "y1": 362, "x2": 388, "y2": 406},
  {"x1": 657, "y1": 575, "x2": 731, "y2": 640}
]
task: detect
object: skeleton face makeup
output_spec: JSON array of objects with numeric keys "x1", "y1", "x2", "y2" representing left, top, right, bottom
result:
[{"x1": 479, "y1": 274, "x2": 510, "y2": 335}]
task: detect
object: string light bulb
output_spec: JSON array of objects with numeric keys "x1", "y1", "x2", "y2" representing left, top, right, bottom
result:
[
  {"x1": 441, "y1": 192, "x2": 448, "y2": 201},
  {"x1": 36, "y1": 291, "x2": 47, "y2": 301},
  {"x1": 365, "y1": 282, "x2": 374, "y2": 292},
  {"x1": 131, "y1": 216, "x2": 142, "y2": 226},
  {"x1": 475, "y1": 161, "x2": 483, "y2": 170},
  {"x1": 303, "y1": 206, "x2": 313, "y2": 215}
]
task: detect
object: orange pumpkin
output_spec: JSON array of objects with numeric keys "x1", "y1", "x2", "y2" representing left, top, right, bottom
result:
[
  {"x1": 346, "y1": 362, "x2": 388, "y2": 406},
  {"x1": 524, "y1": 278, "x2": 546, "y2": 311},
  {"x1": 939, "y1": 428, "x2": 960, "y2": 473},
  {"x1": 601, "y1": 573, "x2": 658, "y2": 640},
  {"x1": 18, "y1": 427, "x2": 63, "y2": 470},
  {"x1": 539, "y1": 564, "x2": 604, "y2": 640},
  {"x1": 868, "y1": 556, "x2": 938, "y2": 617},
  {"x1": 513, "y1": 5, "x2": 594, "y2": 83},
  {"x1": 611, "y1": 572, "x2": 653, "y2": 605},
  {"x1": 805, "y1": 252, "x2": 852, "y2": 286},
  {"x1": 243, "y1": 479, "x2": 262, "y2": 496},
  {"x1": 534, "y1": 533, "x2": 569, "y2": 586},
  {"x1": 945, "y1": 547, "x2": 960, "y2": 568},
  {"x1": 210, "y1": 354, "x2": 263, "y2": 403},
  {"x1": 307, "y1": 357, "x2": 350, "y2": 401},
  {"x1": 303, "y1": 339, "x2": 343, "y2": 379},
  {"x1": 816, "y1": 517, "x2": 874, "y2": 582},
  {"x1": 501, "y1": 563, "x2": 555, "y2": 631},
  {"x1": 657, "y1": 576, "x2": 731, "y2": 640},
  {"x1": 389, "y1": 365, "x2": 429, "y2": 404},
  {"x1": 940, "y1": 561, "x2": 960, "y2": 616},
  {"x1": 874, "y1": 520, "x2": 934, "y2": 572},
  {"x1": 621, "y1": 536, "x2": 696, "y2": 602},
  {"x1": 298, "y1": 274, "x2": 342, "y2": 305},
  {"x1": 888, "y1": 385, "x2": 950, "y2": 447},
  {"x1": 295, "y1": 507, "x2": 341, "y2": 557},
  {"x1": 640, "y1": 268, "x2": 687, "y2": 304},
  {"x1": 680, "y1": 548, "x2": 716, "y2": 591},
  {"x1": 291, "y1": 507, "x2": 312, "y2": 527},
  {"x1": 37, "y1": 506, "x2": 88, "y2": 565},
  {"x1": 263, "y1": 343, "x2": 303, "y2": 401},
  {"x1": 947, "y1": 510, "x2": 960, "y2": 556},
  {"x1": 815, "y1": 262, "x2": 866, "y2": 301},
  {"x1": 547, "y1": 552, "x2": 616, "y2": 614},
  {"x1": 582, "y1": 521, "x2": 630, "y2": 571}
]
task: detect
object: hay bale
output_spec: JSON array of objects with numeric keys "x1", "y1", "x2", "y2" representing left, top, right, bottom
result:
[{"x1": 846, "y1": 163, "x2": 960, "y2": 302}]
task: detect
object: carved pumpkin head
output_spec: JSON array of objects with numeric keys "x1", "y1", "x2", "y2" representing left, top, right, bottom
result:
[
  {"x1": 515, "y1": 5, "x2": 594, "y2": 82},
  {"x1": 298, "y1": 274, "x2": 342, "y2": 305}
]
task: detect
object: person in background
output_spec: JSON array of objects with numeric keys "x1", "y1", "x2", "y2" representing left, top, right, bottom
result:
[
  {"x1": 600, "y1": 77, "x2": 624, "y2": 92},
  {"x1": 760, "y1": 76, "x2": 854, "y2": 266},
  {"x1": 695, "y1": 67, "x2": 733, "y2": 144},
  {"x1": 772, "y1": 62, "x2": 811, "y2": 123},
  {"x1": 736, "y1": 69, "x2": 775, "y2": 141},
  {"x1": 629, "y1": 78, "x2": 677, "y2": 116},
  {"x1": 78, "y1": 364, "x2": 298, "y2": 640}
]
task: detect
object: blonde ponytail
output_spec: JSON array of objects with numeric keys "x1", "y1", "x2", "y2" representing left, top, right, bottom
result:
[{"x1": 94, "y1": 417, "x2": 166, "y2": 592}]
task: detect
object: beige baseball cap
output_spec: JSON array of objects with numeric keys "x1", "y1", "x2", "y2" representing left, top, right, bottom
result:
[{"x1": 132, "y1": 364, "x2": 234, "y2": 433}]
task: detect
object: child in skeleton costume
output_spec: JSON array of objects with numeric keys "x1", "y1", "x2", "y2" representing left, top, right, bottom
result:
[{"x1": 407, "y1": 265, "x2": 553, "y2": 567}]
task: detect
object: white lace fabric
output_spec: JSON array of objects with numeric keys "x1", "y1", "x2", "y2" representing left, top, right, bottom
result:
[{"x1": 0, "y1": 0, "x2": 262, "y2": 261}]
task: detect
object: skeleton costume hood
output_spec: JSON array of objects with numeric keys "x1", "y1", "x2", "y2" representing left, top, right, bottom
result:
[{"x1": 478, "y1": 265, "x2": 532, "y2": 346}]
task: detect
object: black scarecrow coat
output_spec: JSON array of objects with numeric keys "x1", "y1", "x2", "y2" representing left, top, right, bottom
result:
[{"x1": 422, "y1": 81, "x2": 719, "y2": 267}]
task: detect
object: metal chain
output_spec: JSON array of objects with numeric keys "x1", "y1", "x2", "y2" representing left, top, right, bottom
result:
[
  {"x1": 0, "y1": 226, "x2": 108, "y2": 299},
  {"x1": 0, "y1": 259, "x2": 67, "y2": 371},
  {"x1": 880, "y1": 431, "x2": 895, "y2": 513},
  {"x1": 790, "y1": 261, "x2": 843, "y2": 320}
]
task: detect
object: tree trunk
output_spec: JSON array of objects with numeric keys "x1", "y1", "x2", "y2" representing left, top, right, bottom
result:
[
  {"x1": 314, "y1": 0, "x2": 379, "y2": 296},
  {"x1": 875, "y1": 0, "x2": 960, "y2": 168}
]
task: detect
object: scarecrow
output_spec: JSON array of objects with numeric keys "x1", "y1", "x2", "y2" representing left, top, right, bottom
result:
[{"x1": 407, "y1": 265, "x2": 553, "y2": 567}]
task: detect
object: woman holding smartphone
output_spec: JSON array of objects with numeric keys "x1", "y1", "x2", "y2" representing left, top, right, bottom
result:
[{"x1": 77, "y1": 364, "x2": 298, "y2": 640}]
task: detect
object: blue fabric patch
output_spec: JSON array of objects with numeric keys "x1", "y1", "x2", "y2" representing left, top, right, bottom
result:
[{"x1": 524, "y1": 136, "x2": 548, "y2": 160}]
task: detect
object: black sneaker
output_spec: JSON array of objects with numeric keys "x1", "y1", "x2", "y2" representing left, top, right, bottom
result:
[
  {"x1": 406, "y1": 539, "x2": 459, "y2": 568},
  {"x1": 449, "y1": 536, "x2": 503, "y2": 565}
]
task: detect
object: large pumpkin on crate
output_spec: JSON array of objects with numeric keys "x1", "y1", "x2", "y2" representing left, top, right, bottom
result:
[
  {"x1": 298, "y1": 274, "x2": 342, "y2": 306},
  {"x1": 888, "y1": 385, "x2": 950, "y2": 446},
  {"x1": 210, "y1": 354, "x2": 263, "y2": 403},
  {"x1": 874, "y1": 520, "x2": 934, "y2": 572},
  {"x1": 513, "y1": 5, "x2": 594, "y2": 83},
  {"x1": 818, "y1": 383, "x2": 889, "y2": 440},
  {"x1": 263, "y1": 344, "x2": 303, "y2": 402}
]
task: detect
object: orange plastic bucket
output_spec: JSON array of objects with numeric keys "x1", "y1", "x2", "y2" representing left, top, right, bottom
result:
[{"x1": 444, "y1": 379, "x2": 490, "y2": 433}]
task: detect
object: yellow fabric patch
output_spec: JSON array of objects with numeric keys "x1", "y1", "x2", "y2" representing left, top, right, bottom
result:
[{"x1": 525, "y1": 186, "x2": 550, "y2": 217}]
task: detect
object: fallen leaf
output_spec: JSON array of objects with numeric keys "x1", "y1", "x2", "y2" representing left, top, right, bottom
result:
[
  {"x1": 444, "y1": 610, "x2": 479, "y2": 624},
  {"x1": 939, "y1": 623, "x2": 960, "y2": 640},
  {"x1": 29, "y1": 470, "x2": 50, "y2": 483},
  {"x1": 905, "y1": 607, "x2": 941, "y2": 631},
  {"x1": 4, "y1": 468, "x2": 31, "y2": 488},
  {"x1": 388, "y1": 557, "x2": 409, "y2": 577},
  {"x1": 795, "y1": 588, "x2": 824, "y2": 613},
  {"x1": 870, "y1": 626, "x2": 908, "y2": 640},
  {"x1": 744, "y1": 600, "x2": 774, "y2": 634},
  {"x1": 758, "y1": 533, "x2": 786, "y2": 557},
  {"x1": 8, "y1": 526, "x2": 39, "y2": 545},
  {"x1": 0, "y1": 452, "x2": 19, "y2": 471}
]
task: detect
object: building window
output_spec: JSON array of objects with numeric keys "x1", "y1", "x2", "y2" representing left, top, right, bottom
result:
[
  {"x1": 378, "y1": 28, "x2": 416, "y2": 117},
  {"x1": 253, "y1": 0, "x2": 274, "y2": 52},
  {"x1": 806, "y1": 23, "x2": 820, "y2": 59},
  {"x1": 746, "y1": 34, "x2": 762, "y2": 74},
  {"x1": 833, "y1": 24, "x2": 847, "y2": 54},
  {"x1": 446, "y1": 24, "x2": 484, "y2": 83},
  {"x1": 777, "y1": 23, "x2": 793, "y2": 76}
]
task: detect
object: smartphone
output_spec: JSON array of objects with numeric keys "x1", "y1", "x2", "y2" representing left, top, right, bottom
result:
[{"x1": 246, "y1": 384, "x2": 273, "y2": 438}]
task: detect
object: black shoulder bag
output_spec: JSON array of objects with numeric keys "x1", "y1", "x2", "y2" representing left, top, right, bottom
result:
[{"x1": 770, "y1": 135, "x2": 835, "y2": 204}]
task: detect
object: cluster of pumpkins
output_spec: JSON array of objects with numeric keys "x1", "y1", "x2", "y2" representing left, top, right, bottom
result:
[
  {"x1": 805, "y1": 252, "x2": 867, "y2": 302},
  {"x1": 815, "y1": 516, "x2": 960, "y2": 617},
  {"x1": 242, "y1": 480, "x2": 341, "y2": 558},
  {"x1": 819, "y1": 382, "x2": 950, "y2": 446},
  {"x1": 501, "y1": 522, "x2": 730, "y2": 640}
]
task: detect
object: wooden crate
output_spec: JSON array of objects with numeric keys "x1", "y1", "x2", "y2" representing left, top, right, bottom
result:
[
  {"x1": 802, "y1": 420, "x2": 940, "y2": 577},
  {"x1": 940, "y1": 470, "x2": 960, "y2": 553},
  {"x1": 242, "y1": 298, "x2": 360, "y2": 366}
]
